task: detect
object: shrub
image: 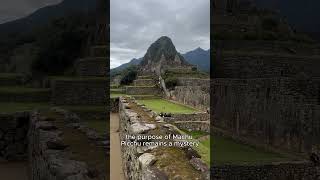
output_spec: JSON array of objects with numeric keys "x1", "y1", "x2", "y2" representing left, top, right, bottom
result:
[
  {"x1": 31, "y1": 13, "x2": 90, "y2": 77},
  {"x1": 120, "y1": 66, "x2": 138, "y2": 85},
  {"x1": 165, "y1": 77, "x2": 178, "y2": 90}
]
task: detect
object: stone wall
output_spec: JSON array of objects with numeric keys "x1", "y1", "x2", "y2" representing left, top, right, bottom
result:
[
  {"x1": 75, "y1": 57, "x2": 107, "y2": 77},
  {"x1": 29, "y1": 109, "x2": 107, "y2": 180},
  {"x1": 171, "y1": 85, "x2": 210, "y2": 111},
  {"x1": 119, "y1": 97, "x2": 209, "y2": 180},
  {"x1": 125, "y1": 86, "x2": 161, "y2": 95},
  {"x1": 0, "y1": 112, "x2": 29, "y2": 161},
  {"x1": 51, "y1": 79, "x2": 107, "y2": 105},
  {"x1": 70, "y1": 110, "x2": 107, "y2": 121},
  {"x1": 177, "y1": 78, "x2": 210, "y2": 86},
  {"x1": 164, "y1": 113, "x2": 210, "y2": 133},
  {"x1": 213, "y1": 78, "x2": 320, "y2": 154},
  {"x1": 213, "y1": 40, "x2": 320, "y2": 55},
  {"x1": 212, "y1": 162, "x2": 320, "y2": 180},
  {"x1": 213, "y1": 52, "x2": 320, "y2": 78},
  {"x1": 110, "y1": 97, "x2": 119, "y2": 113},
  {"x1": 134, "y1": 79, "x2": 156, "y2": 86}
]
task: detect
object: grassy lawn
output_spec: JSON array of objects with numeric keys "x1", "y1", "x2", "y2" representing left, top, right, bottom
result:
[
  {"x1": 0, "y1": 102, "x2": 51, "y2": 113},
  {"x1": 62, "y1": 105, "x2": 106, "y2": 112},
  {"x1": 137, "y1": 99, "x2": 198, "y2": 114},
  {"x1": 110, "y1": 93, "x2": 125, "y2": 98},
  {"x1": 213, "y1": 136, "x2": 291, "y2": 165}
]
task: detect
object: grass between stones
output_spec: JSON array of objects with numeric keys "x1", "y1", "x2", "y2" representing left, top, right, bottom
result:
[
  {"x1": 181, "y1": 130, "x2": 210, "y2": 165},
  {"x1": 85, "y1": 120, "x2": 108, "y2": 135},
  {"x1": 62, "y1": 105, "x2": 108, "y2": 135},
  {"x1": 137, "y1": 99, "x2": 199, "y2": 114},
  {"x1": 0, "y1": 102, "x2": 51, "y2": 113},
  {"x1": 42, "y1": 110, "x2": 108, "y2": 177},
  {"x1": 213, "y1": 135, "x2": 292, "y2": 165}
]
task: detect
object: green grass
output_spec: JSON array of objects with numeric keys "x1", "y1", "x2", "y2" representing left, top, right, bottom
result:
[
  {"x1": 178, "y1": 129, "x2": 210, "y2": 165},
  {"x1": 110, "y1": 93, "x2": 125, "y2": 98},
  {"x1": 137, "y1": 99, "x2": 198, "y2": 114},
  {"x1": 0, "y1": 73, "x2": 23, "y2": 78},
  {"x1": 0, "y1": 86, "x2": 50, "y2": 93},
  {"x1": 184, "y1": 130, "x2": 209, "y2": 139},
  {"x1": 110, "y1": 89, "x2": 124, "y2": 93},
  {"x1": 49, "y1": 76, "x2": 107, "y2": 81},
  {"x1": 213, "y1": 136, "x2": 292, "y2": 165},
  {"x1": 86, "y1": 120, "x2": 108, "y2": 135},
  {"x1": 0, "y1": 102, "x2": 51, "y2": 113},
  {"x1": 62, "y1": 105, "x2": 106, "y2": 112}
]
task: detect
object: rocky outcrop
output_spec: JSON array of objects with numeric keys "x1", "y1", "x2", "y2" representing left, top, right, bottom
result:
[{"x1": 139, "y1": 36, "x2": 194, "y2": 75}]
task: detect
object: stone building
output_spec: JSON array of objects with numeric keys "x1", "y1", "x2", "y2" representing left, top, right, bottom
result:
[
  {"x1": 212, "y1": 1, "x2": 320, "y2": 155},
  {"x1": 51, "y1": 0, "x2": 108, "y2": 105}
]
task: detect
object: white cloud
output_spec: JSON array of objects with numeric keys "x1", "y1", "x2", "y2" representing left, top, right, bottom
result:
[{"x1": 110, "y1": 0, "x2": 210, "y2": 68}]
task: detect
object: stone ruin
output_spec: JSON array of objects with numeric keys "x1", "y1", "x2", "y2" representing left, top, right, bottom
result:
[
  {"x1": 212, "y1": 1, "x2": 320, "y2": 179},
  {"x1": 118, "y1": 97, "x2": 210, "y2": 180},
  {"x1": 0, "y1": 0, "x2": 109, "y2": 179}
]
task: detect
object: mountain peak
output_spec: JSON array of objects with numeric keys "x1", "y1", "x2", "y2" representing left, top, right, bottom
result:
[
  {"x1": 139, "y1": 36, "x2": 191, "y2": 74},
  {"x1": 141, "y1": 36, "x2": 178, "y2": 65},
  {"x1": 195, "y1": 47, "x2": 205, "y2": 52}
]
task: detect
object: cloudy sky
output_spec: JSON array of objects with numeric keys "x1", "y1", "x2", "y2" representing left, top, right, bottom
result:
[
  {"x1": 0, "y1": 0, "x2": 61, "y2": 24},
  {"x1": 110, "y1": 0, "x2": 210, "y2": 68}
]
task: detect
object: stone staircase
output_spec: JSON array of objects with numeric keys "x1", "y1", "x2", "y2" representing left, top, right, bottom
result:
[
  {"x1": 125, "y1": 74, "x2": 162, "y2": 96},
  {"x1": 133, "y1": 75, "x2": 157, "y2": 86}
]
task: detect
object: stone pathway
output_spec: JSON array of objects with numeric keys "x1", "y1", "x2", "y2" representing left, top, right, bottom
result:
[
  {"x1": 0, "y1": 161, "x2": 29, "y2": 180},
  {"x1": 110, "y1": 113, "x2": 125, "y2": 180}
]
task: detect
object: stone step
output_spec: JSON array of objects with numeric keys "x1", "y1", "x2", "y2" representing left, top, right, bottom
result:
[
  {"x1": 0, "y1": 87, "x2": 51, "y2": 103},
  {"x1": 134, "y1": 79, "x2": 156, "y2": 86},
  {"x1": 0, "y1": 73, "x2": 23, "y2": 86},
  {"x1": 90, "y1": 45, "x2": 107, "y2": 57},
  {"x1": 125, "y1": 86, "x2": 161, "y2": 95},
  {"x1": 75, "y1": 57, "x2": 107, "y2": 76}
]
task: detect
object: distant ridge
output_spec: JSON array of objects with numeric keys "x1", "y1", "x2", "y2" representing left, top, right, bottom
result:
[
  {"x1": 111, "y1": 47, "x2": 210, "y2": 74},
  {"x1": 140, "y1": 36, "x2": 190, "y2": 66},
  {"x1": 0, "y1": 0, "x2": 97, "y2": 35}
]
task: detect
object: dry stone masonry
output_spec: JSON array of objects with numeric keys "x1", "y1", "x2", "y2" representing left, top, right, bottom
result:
[
  {"x1": 0, "y1": 112, "x2": 29, "y2": 161},
  {"x1": 212, "y1": 1, "x2": 320, "y2": 179},
  {"x1": 118, "y1": 97, "x2": 209, "y2": 180},
  {"x1": 29, "y1": 108, "x2": 107, "y2": 180}
]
